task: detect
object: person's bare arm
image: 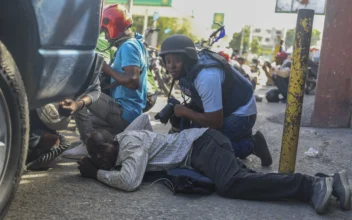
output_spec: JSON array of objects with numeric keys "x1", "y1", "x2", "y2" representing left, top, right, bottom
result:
[
  {"x1": 174, "y1": 105, "x2": 223, "y2": 128},
  {"x1": 102, "y1": 62, "x2": 140, "y2": 90},
  {"x1": 177, "y1": 68, "x2": 224, "y2": 129}
]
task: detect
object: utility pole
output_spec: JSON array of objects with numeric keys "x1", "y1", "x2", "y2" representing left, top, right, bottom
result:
[
  {"x1": 247, "y1": 25, "x2": 253, "y2": 59},
  {"x1": 279, "y1": 9, "x2": 314, "y2": 174},
  {"x1": 239, "y1": 26, "x2": 245, "y2": 56},
  {"x1": 151, "y1": 13, "x2": 158, "y2": 47},
  {"x1": 127, "y1": 0, "x2": 133, "y2": 14},
  {"x1": 142, "y1": 8, "x2": 149, "y2": 35}
]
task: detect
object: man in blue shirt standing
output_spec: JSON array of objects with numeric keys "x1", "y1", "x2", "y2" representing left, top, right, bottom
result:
[{"x1": 62, "y1": 4, "x2": 147, "y2": 158}]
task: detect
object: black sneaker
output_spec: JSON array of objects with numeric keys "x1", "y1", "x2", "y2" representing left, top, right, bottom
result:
[
  {"x1": 311, "y1": 177, "x2": 333, "y2": 214},
  {"x1": 255, "y1": 95, "x2": 263, "y2": 102},
  {"x1": 316, "y1": 170, "x2": 351, "y2": 210},
  {"x1": 334, "y1": 170, "x2": 351, "y2": 210},
  {"x1": 252, "y1": 131, "x2": 272, "y2": 166}
]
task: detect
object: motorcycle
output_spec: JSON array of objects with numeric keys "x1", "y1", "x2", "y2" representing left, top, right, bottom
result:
[
  {"x1": 195, "y1": 22, "x2": 226, "y2": 50},
  {"x1": 143, "y1": 27, "x2": 176, "y2": 96},
  {"x1": 305, "y1": 59, "x2": 319, "y2": 95}
]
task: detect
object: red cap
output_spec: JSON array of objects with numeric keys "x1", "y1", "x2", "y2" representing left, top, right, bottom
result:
[
  {"x1": 276, "y1": 51, "x2": 288, "y2": 59},
  {"x1": 218, "y1": 51, "x2": 230, "y2": 62}
]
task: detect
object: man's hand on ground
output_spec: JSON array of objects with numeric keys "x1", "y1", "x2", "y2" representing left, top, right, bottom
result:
[
  {"x1": 59, "y1": 99, "x2": 83, "y2": 115},
  {"x1": 77, "y1": 156, "x2": 98, "y2": 179}
]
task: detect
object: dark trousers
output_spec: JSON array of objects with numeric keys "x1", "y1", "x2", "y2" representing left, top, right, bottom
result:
[
  {"x1": 218, "y1": 114, "x2": 256, "y2": 159},
  {"x1": 191, "y1": 114, "x2": 256, "y2": 159},
  {"x1": 74, "y1": 93, "x2": 129, "y2": 144},
  {"x1": 191, "y1": 129, "x2": 314, "y2": 201},
  {"x1": 272, "y1": 75, "x2": 289, "y2": 98}
]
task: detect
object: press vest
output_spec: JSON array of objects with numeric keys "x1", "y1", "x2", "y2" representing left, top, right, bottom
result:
[{"x1": 179, "y1": 50, "x2": 254, "y2": 117}]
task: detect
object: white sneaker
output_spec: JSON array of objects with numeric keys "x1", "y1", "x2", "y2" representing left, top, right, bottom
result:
[{"x1": 61, "y1": 143, "x2": 88, "y2": 159}]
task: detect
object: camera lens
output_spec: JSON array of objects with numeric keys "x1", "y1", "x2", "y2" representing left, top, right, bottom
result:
[{"x1": 154, "y1": 103, "x2": 175, "y2": 124}]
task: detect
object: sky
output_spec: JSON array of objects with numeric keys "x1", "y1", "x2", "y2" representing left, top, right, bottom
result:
[
  {"x1": 133, "y1": 0, "x2": 326, "y2": 31},
  {"x1": 132, "y1": 0, "x2": 326, "y2": 40}
]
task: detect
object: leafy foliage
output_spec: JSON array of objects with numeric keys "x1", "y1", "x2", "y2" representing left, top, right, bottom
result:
[
  {"x1": 229, "y1": 26, "x2": 263, "y2": 55},
  {"x1": 132, "y1": 15, "x2": 196, "y2": 47},
  {"x1": 285, "y1": 28, "x2": 321, "y2": 49}
]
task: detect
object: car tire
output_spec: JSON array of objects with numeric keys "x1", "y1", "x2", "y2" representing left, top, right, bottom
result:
[{"x1": 0, "y1": 40, "x2": 29, "y2": 218}]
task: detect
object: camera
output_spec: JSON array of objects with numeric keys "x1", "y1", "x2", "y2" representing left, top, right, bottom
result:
[{"x1": 154, "y1": 98, "x2": 180, "y2": 124}]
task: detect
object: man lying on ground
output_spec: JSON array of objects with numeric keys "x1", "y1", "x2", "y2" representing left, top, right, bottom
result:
[{"x1": 77, "y1": 114, "x2": 351, "y2": 214}]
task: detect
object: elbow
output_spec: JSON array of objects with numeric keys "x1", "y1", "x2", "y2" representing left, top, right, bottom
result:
[
  {"x1": 122, "y1": 179, "x2": 141, "y2": 192},
  {"x1": 126, "y1": 185, "x2": 139, "y2": 192}
]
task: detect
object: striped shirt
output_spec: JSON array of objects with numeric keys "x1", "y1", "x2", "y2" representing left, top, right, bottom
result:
[{"x1": 97, "y1": 114, "x2": 208, "y2": 191}]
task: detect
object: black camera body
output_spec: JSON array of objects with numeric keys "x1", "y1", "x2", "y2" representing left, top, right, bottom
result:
[
  {"x1": 154, "y1": 103, "x2": 175, "y2": 124},
  {"x1": 154, "y1": 98, "x2": 180, "y2": 124}
]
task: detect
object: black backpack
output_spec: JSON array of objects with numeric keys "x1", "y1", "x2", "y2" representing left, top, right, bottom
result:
[{"x1": 266, "y1": 88, "x2": 281, "y2": 103}]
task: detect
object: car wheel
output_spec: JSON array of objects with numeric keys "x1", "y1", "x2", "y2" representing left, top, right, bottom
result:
[{"x1": 0, "y1": 40, "x2": 29, "y2": 218}]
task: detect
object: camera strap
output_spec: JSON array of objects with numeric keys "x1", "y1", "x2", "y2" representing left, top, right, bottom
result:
[{"x1": 167, "y1": 79, "x2": 175, "y2": 100}]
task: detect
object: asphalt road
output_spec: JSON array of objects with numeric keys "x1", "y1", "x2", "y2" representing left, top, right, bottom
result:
[{"x1": 5, "y1": 87, "x2": 352, "y2": 220}]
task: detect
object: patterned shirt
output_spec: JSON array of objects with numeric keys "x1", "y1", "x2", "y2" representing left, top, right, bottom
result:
[{"x1": 97, "y1": 114, "x2": 208, "y2": 191}]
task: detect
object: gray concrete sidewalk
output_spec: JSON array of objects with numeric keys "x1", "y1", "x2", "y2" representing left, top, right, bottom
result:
[{"x1": 5, "y1": 88, "x2": 352, "y2": 220}]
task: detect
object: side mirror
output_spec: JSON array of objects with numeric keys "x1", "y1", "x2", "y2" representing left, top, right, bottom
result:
[
  {"x1": 164, "y1": 28, "x2": 171, "y2": 34},
  {"x1": 153, "y1": 12, "x2": 160, "y2": 21}
]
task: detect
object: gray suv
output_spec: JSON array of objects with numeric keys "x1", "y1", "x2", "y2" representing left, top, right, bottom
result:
[{"x1": 0, "y1": 0, "x2": 103, "y2": 217}]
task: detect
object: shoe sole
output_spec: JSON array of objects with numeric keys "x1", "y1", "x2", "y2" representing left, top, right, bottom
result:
[
  {"x1": 316, "y1": 177, "x2": 333, "y2": 214},
  {"x1": 335, "y1": 170, "x2": 351, "y2": 210},
  {"x1": 255, "y1": 131, "x2": 273, "y2": 166}
]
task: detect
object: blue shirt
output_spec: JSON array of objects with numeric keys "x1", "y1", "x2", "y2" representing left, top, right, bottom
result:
[
  {"x1": 194, "y1": 67, "x2": 257, "y2": 116},
  {"x1": 111, "y1": 36, "x2": 148, "y2": 123}
]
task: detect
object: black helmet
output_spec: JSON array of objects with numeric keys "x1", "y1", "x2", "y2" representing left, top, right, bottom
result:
[{"x1": 159, "y1": 34, "x2": 198, "y2": 60}]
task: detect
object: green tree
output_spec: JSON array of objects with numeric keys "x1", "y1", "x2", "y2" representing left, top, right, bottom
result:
[
  {"x1": 285, "y1": 28, "x2": 321, "y2": 49},
  {"x1": 285, "y1": 29, "x2": 295, "y2": 50},
  {"x1": 228, "y1": 26, "x2": 250, "y2": 52},
  {"x1": 131, "y1": 15, "x2": 146, "y2": 33},
  {"x1": 251, "y1": 38, "x2": 262, "y2": 54},
  {"x1": 157, "y1": 17, "x2": 196, "y2": 46},
  {"x1": 311, "y1": 29, "x2": 321, "y2": 46},
  {"x1": 228, "y1": 32, "x2": 241, "y2": 51},
  {"x1": 229, "y1": 26, "x2": 262, "y2": 55},
  {"x1": 132, "y1": 15, "x2": 196, "y2": 47}
]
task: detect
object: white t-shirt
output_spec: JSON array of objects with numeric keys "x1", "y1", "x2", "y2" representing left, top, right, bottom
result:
[{"x1": 193, "y1": 67, "x2": 257, "y2": 116}]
